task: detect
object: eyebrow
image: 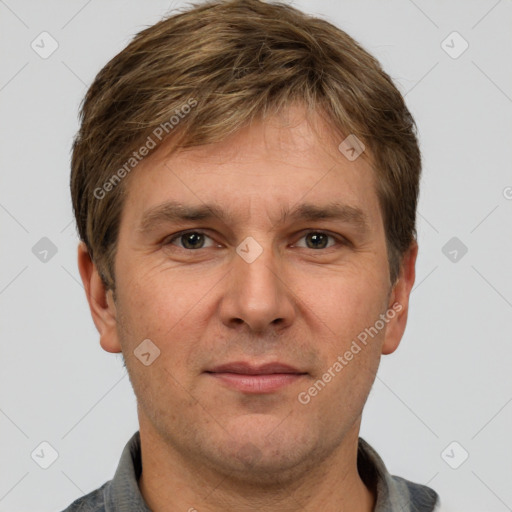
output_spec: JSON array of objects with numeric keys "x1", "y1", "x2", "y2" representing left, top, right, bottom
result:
[{"x1": 137, "y1": 200, "x2": 371, "y2": 235}]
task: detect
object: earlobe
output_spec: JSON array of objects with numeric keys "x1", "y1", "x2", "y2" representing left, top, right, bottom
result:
[
  {"x1": 77, "y1": 242, "x2": 122, "y2": 354},
  {"x1": 381, "y1": 241, "x2": 418, "y2": 356}
]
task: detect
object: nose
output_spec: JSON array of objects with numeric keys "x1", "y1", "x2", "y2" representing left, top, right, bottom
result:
[{"x1": 218, "y1": 242, "x2": 296, "y2": 334}]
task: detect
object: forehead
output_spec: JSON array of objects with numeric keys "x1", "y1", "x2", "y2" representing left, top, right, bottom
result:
[{"x1": 119, "y1": 106, "x2": 382, "y2": 233}]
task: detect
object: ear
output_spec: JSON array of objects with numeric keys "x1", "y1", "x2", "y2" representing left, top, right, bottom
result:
[
  {"x1": 77, "y1": 242, "x2": 121, "y2": 353},
  {"x1": 381, "y1": 240, "x2": 418, "y2": 355}
]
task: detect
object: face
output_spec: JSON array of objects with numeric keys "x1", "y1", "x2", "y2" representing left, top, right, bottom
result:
[{"x1": 82, "y1": 105, "x2": 416, "y2": 483}]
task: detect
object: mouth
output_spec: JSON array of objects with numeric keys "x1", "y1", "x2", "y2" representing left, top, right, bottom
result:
[{"x1": 205, "y1": 362, "x2": 308, "y2": 394}]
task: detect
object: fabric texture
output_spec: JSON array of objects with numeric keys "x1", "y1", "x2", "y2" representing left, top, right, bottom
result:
[{"x1": 61, "y1": 431, "x2": 440, "y2": 511}]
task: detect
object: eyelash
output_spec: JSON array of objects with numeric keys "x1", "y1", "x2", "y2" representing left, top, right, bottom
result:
[{"x1": 164, "y1": 229, "x2": 348, "y2": 250}]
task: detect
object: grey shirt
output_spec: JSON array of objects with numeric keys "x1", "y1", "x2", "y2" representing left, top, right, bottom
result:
[{"x1": 61, "y1": 431, "x2": 439, "y2": 512}]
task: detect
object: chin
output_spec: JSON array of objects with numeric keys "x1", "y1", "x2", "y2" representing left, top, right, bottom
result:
[{"x1": 202, "y1": 421, "x2": 325, "y2": 484}]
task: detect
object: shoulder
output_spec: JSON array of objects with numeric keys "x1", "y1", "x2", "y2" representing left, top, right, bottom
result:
[
  {"x1": 59, "y1": 481, "x2": 109, "y2": 512},
  {"x1": 357, "y1": 437, "x2": 439, "y2": 512},
  {"x1": 391, "y1": 474, "x2": 439, "y2": 510}
]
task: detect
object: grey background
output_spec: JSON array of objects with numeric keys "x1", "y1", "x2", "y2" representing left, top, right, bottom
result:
[{"x1": 1, "y1": 0, "x2": 511, "y2": 510}]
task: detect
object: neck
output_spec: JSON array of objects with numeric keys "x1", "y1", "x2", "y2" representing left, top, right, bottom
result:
[{"x1": 137, "y1": 417, "x2": 375, "y2": 512}]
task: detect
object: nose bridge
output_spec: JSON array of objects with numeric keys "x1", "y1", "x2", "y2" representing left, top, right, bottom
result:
[
  {"x1": 240, "y1": 242, "x2": 279, "y2": 302},
  {"x1": 220, "y1": 236, "x2": 295, "y2": 332}
]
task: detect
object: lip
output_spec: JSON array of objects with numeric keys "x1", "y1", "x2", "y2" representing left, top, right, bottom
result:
[
  {"x1": 205, "y1": 362, "x2": 307, "y2": 394},
  {"x1": 208, "y1": 362, "x2": 303, "y2": 375}
]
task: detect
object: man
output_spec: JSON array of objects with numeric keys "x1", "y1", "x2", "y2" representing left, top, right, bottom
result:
[{"x1": 64, "y1": 0, "x2": 440, "y2": 510}]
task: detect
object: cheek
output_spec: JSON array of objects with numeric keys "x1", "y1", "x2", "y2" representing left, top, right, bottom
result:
[
  {"x1": 120, "y1": 264, "x2": 208, "y2": 330},
  {"x1": 114, "y1": 277, "x2": 210, "y2": 412},
  {"x1": 116, "y1": 268, "x2": 218, "y2": 377},
  {"x1": 295, "y1": 267, "x2": 389, "y2": 410},
  {"x1": 297, "y1": 263, "x2": 389, "y2": 337},
  {"x1": 300, "y1": 279, "x2": 387, "y2": 421}
]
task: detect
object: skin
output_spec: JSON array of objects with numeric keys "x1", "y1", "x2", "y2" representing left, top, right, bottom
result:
[{"x1": 78, "y1": 105, "x2": 417, "y2": 512}]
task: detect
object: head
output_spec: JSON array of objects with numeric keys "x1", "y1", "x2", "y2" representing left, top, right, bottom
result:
[{"x1": 73, "y1": 0, "x2": 420, "y2": 483}]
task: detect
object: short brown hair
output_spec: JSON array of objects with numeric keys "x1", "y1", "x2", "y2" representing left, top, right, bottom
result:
[{"x1": 71, "y1": 0, "x2": 421, "y2": 290}]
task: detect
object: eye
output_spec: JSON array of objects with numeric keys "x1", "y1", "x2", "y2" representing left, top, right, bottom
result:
[
  {"x1": 166, "y1": 230, "x2": 217, "y2": 250},
  {"x1": 164, "y1": 229, "x2": 346, "y2": 252},
  {"x1": 294, "y1": 231, "x2": 341, "y2": 249}
]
